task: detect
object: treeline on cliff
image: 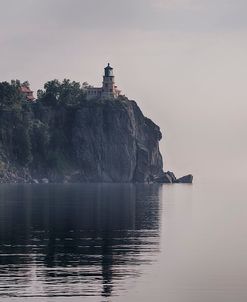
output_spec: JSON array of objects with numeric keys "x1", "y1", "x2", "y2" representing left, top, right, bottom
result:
[{"x1": 0, "y1": 79, "x2": 88, "y2": 176}]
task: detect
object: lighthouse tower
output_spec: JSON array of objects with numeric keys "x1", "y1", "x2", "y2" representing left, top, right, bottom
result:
[
  {"x1": 102, "y1": 63, "x2": 121, "y2": 99},
  {"x1": 85, "y1": 63, "x2": 121, "y2": 100}
]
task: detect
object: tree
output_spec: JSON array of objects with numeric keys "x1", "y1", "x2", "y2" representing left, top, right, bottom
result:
[
  {"x1": 38, "y1": 79, "x2": 86, "y2": 106},
  {"x1": 0, "y1": 81, "x2": 22, "y2": 109}
]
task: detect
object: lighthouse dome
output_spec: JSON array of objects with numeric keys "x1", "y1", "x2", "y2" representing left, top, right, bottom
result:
[{"x1": 104, "y1": 63, "x2": 114, "y2": 76}]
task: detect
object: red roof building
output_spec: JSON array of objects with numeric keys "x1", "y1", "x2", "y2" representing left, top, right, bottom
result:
[{"x1": 20, "y1": 85, "x2": 35, "y2": 101}]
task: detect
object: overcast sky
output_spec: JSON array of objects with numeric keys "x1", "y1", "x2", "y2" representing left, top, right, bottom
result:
[{"x1": 1, "y1": 0, "x2": 247, "y2": 181}]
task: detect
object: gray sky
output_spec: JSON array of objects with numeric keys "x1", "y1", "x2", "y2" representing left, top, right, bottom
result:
[{"x1": 1, "y1": 0, "x2": 247, "y2": 181}]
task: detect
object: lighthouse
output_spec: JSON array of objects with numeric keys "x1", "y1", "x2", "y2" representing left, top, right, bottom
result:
[
  {"x1": 85, "y1": 63, "x2": 121, "y2": 100},
  {"x1": 102, "y1": 63, "x2": 120, "y2": 98}
]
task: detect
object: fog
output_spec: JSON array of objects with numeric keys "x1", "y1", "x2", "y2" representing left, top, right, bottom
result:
[{"x1": 1, "y1": 0, "x2": 247, "y2": 181}]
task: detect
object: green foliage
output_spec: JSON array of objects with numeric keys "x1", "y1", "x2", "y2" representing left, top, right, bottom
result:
[
  {"x1": 0, "y1": 81, "x2": 22, "y2": 109},
  {"x1": 0, "y1": 78, "x2": 88, "y2": 172},
  {"x1": 39, "y1": 79, "x2": 86, "y2": 106}
]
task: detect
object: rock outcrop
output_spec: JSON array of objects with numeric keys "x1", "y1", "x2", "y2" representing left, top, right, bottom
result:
[
  {"x1": 0, "y1": 88, "x2": 192, "y2": 183},
  {"x1": 71, "y1": 98, "x2": 163, "y2": 182},
  {"x1": 154, "y1": 171, "x2": 193, "y2": 184},
  {"x1": 176, "y1": 174, "x2": 193, "y2": 184}
]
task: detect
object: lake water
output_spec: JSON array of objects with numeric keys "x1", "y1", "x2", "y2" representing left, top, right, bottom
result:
[{"x1": 0, "y1": 182, "x2": 247, "y2": 302}]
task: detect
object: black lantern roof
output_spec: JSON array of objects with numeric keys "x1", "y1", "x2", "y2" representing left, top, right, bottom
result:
[{"x1": 105, "y1": 63, "x2": 113, "y2": 70}]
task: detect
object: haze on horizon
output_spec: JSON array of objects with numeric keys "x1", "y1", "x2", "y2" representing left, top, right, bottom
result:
[{"x1": 1, "y1": 0, "x2": 247, "y2": 182}]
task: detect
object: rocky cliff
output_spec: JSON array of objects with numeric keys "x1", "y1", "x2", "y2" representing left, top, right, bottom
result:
[
  {"x1": 72, "y1": 98, "x2": 163, "y2": 182},
  {"x1": 0, "y1": 80, "x2": 192, "y2": 184}
]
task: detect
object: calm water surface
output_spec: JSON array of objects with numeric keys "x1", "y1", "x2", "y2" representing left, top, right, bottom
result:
[{"x1": 0, "y1": 182, "x2": 247, "y2": 302}]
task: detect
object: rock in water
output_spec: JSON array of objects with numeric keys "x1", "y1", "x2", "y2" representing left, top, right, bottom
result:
[
  {"x1": 166, "y1": 171, "x2": 177, "y2": 182},
  {"x1": 154, "y1": 173, "x2": 173, "y2": 184},
  {"x1": 176, "y1": 174, "x2": 193, "y2": 184},
  {"x1": 153, "y1": 171, "x2": 176, "y2": 183}
]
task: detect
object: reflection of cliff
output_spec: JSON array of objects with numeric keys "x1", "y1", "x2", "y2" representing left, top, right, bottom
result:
[{"x1": 0, "y1": 184, "x2": 162, "y2": 298}]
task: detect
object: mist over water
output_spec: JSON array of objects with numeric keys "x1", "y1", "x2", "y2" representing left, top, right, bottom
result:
[{"x1": 0, "y1": 182, "x2": 247, "y2": 302}]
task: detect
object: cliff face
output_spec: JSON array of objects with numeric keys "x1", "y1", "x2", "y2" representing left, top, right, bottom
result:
[
  {"x1": 72, "y1": 99, "x2": 163, "y2": 182},
  {"x1": 0, "y1": 96, "x2": 164, "y2": 183}
]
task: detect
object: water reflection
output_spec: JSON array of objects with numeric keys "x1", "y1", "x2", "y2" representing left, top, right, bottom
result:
[{"x1": 0, "y1": 184, "x2": 162, "y2": 298}]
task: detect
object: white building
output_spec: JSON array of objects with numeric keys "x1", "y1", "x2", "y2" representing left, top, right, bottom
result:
[{"x1": 85, "y1": 63, "x2": 121, "y2": 100}]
